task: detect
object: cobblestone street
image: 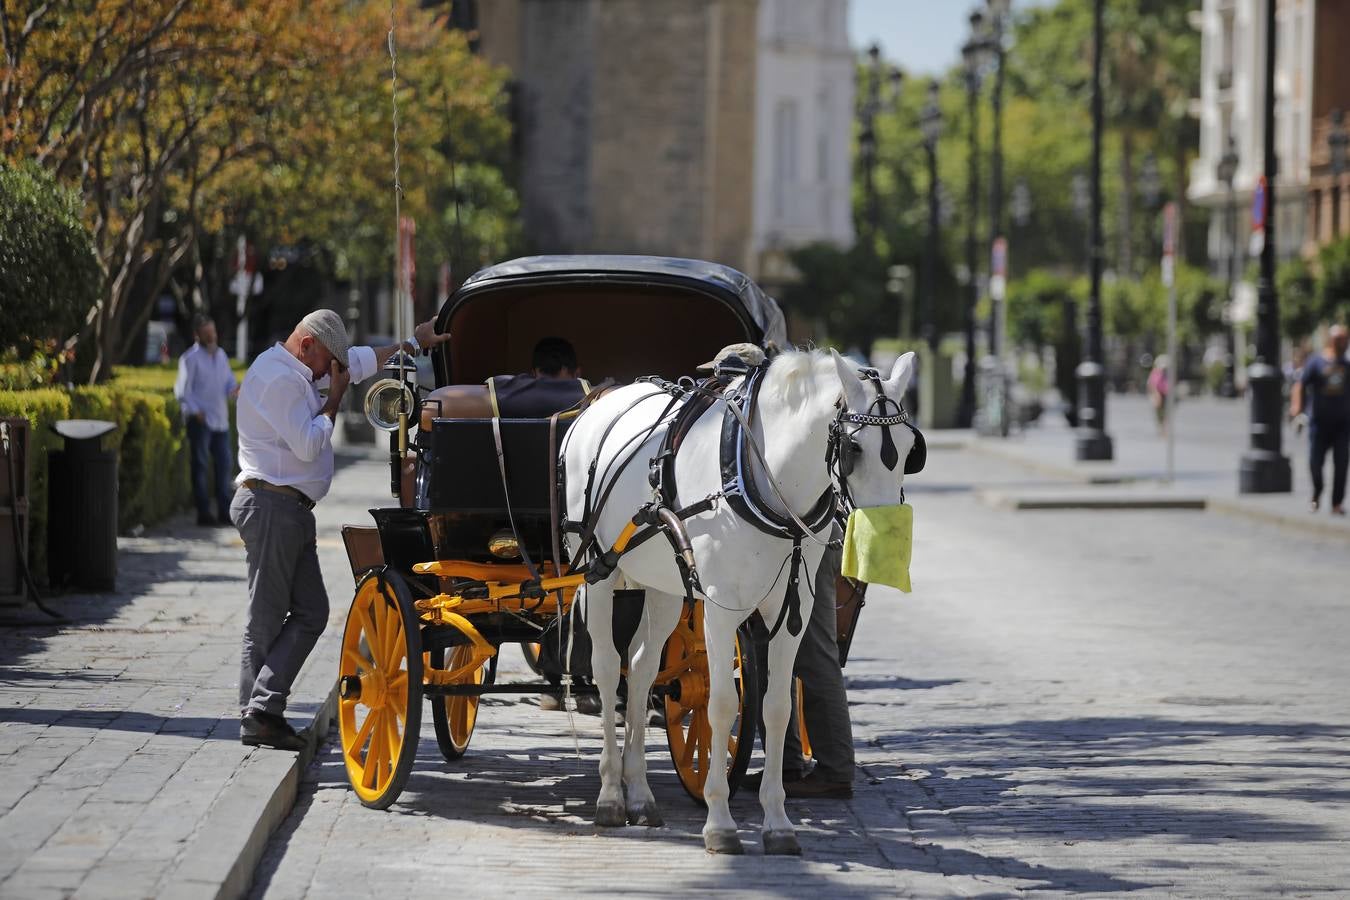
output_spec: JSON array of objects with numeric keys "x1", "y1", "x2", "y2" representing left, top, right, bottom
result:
[{"x1": 250, "y1": 448, "x2": 1350, "y2": 897}]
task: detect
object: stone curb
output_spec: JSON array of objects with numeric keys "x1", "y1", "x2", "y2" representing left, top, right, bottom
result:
[
  {"x1": 161, "y1": 674, "x2": 338, "y2": 900},
  {"x1": 963, "y1": 436, "x2": 1350, "y2": 538},
  {"x1": 977, "y1": 489, "x2": 1207, "y2": 511}
]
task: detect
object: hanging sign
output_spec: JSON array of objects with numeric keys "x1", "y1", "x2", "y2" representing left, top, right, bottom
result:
[
  {"x1": 1249, "y1": 175, "x2": 1267, "y2": 257},
  {"x1": 989, "y1": 237, "x2": 1008, "y2": 301}
]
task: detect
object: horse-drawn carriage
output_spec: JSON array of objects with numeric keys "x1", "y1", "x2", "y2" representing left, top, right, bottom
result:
[{"x1": 338, "y1": 255, "x2": 920, "y2": 854}]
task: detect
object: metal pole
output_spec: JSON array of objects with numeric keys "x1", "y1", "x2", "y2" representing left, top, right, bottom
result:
[
  {"x1": 1238, "y1": 0, "x2": 1292, "y2": 493},
  {"x1": 924, "y1": 139, "x2": 940, "y2": 354},
  {"x1": 988, "y1": 40, "x2": 1005, "y2": 359},
  {"x1": 1223, "y1": 184, "x2": 1239, "y2": 397},
  {"x1": 1075, "y1": 0, "x2": 1113, "y2": 460},
  {"x1": 959, "y1": 71, "x2": 981, "y2": 429},
  {"x1": 1163, "y1": 203, "x2": 1178, "y2": 483}
]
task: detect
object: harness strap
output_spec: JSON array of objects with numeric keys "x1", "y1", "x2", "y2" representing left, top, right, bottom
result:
[
  {"x1": 765, "y1": 536, "x2": 805, "y2": 641},
  {"x1": 491, "y1": 417, "x2": 540, "y2": 581}
]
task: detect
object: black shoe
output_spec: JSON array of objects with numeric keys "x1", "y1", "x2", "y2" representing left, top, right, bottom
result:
[
  {"x1": 741, "y1": 769, "x2": 804, "y2": 791},
  {"x1": 241, "y1": 711, "x2": 307, "y2": 751},
  {"x1": 784, "y1": 769, "x2": 853, "y2": 800}
]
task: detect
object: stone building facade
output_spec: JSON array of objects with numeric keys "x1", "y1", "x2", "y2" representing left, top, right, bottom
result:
[{"x1": 470, "y1": 0, "x2": 853, "y2": 278}]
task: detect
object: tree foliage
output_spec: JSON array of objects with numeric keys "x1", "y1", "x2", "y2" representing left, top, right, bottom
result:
[
  {"x1": 1, "y1": 0, "x2": 516, "y2": 378},
  {"x1": 0, "y1": 161, "x2": 99, "y2": 355}
]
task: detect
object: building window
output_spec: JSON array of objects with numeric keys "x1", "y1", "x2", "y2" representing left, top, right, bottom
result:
[
  {"x1": 1311, "y1": 189, "x2": 1321, "y2": 243},
  {"x1": 774, "y1": 99, "x2": 800, "y2": 219},
  {"x1": 1334, "y1": 186, "x2": 1343, "y2": 239}
]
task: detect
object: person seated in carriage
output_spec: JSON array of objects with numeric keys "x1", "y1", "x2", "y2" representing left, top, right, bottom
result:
[{"x1": 488, "y1": 337, "x2": 592, "y2": 417}]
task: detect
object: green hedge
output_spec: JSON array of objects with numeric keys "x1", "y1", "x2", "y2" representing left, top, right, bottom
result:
[{"x1": 0, "y1": 385, "x2": 191, "y2": 582}]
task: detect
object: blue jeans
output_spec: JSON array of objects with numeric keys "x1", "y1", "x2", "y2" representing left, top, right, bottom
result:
[
  {"x1": 1309, "y1": 419, "x2": 1350, "y2": 508},
  {"x1": 187, "y1": 418, "x2": 233, "y2": 520}
]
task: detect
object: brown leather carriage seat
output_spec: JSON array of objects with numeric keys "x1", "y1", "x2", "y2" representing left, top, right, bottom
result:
[{"x1": 419, "y1": 384, "x2": 493, "y2": 431}]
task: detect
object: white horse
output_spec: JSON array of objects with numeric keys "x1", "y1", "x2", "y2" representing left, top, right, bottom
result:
[{"x1": 561, "y1": 348, "x2": 916, "y2": 855}]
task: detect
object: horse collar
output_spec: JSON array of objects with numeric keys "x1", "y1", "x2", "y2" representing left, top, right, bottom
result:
[{"x1": 719, "y1": 364, "x2": 836, "y2": 542}]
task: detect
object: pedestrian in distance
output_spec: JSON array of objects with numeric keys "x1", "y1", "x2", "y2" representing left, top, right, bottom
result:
[
  {"x1": 1290, "y1": 324, "x2": 1350, "y2": 515},
  {"x1": 1147, "y1": 354, "x2": 1171, "y2": 437},
  {"x1": 174, "y1": 315, "x2": 239, "y2": 526},
  {"x1": 231, "y1": 309, "x2": 451, "y2": 750}
]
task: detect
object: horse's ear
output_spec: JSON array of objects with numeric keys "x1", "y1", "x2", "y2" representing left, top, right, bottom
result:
[
  {"x1": 886, "y1": 351, "x2": 916, "y2": 398},
  {"x1": 830, "y1": 349, "x2": 869, "y2": 412}
]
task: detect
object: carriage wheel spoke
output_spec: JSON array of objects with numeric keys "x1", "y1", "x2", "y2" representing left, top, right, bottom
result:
[
  {"x1": 383, "y1": 708, "x2": 402, "y2": 767},
  {"x1": 361, "y1": 711, "x2": 386, "y2": 787},
  {"x1": 343, "y1": 646, "x2": 367, "y2": 674},
  {"x1": 347, "y1": 708, "x2": 378, "y2": 765},
  {"x1": 356, "y1": 602, "x2": 379, "y2": 663}
]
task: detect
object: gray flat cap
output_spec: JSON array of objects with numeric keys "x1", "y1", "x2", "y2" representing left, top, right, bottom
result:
[{"x1": 298, "y1": 309, "x2": 350, "y2": 365}]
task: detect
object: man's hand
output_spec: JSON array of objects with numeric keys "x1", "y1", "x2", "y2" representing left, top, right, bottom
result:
[
  {"x1": 413, "y1": 318, "x2": 452, "y2": 353},
  {"x1": 322, "y1": 359, "x2": 351, "y2": 421}
]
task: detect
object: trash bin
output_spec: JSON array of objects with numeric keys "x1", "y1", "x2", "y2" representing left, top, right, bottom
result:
[{"x1": 47, "y1": 419, "x2": 118, "y2": 591}]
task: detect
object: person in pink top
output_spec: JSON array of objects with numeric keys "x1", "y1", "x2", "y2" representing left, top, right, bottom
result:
[{"x1": 1147, "y1": 355, "x2": 1171, "y2": 436}]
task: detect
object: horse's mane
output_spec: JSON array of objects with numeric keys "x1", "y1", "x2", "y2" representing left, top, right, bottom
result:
[{"x1": 759, "y1": 349, "x2": 841, "y2": 414}]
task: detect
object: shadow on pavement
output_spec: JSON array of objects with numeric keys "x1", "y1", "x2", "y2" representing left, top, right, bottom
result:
[{"x1": 868, "y1": 716, "x2": 1349, "y2": 846}]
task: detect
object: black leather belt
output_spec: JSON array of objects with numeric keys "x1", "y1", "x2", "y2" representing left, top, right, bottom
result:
[{"x1": 242, "y1": 479, "x2": 315, "y2": 510}]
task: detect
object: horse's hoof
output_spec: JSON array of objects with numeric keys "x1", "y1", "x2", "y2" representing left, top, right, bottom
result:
[
  {"x1": 703, "y1": 828, "x2": 744, "y2": 854},
  {"x1": 627, "y1": 801, "x2": 664, "y2": 827},
  {"x1": 762, "y1": 829, "x2": 802, "y2": 856},
  {"x1": 594, "y1": 800, "x2": 627, "y2": 828}
]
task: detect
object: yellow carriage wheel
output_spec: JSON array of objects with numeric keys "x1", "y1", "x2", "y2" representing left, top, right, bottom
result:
[
  {"x1": 430, "y1": 643, "x2": 487, "y2": 761},
  {"x1": 337, "y1": 568, "x2": 423, "y2": 810},
  {"x1": 661, "y1": 609, "x2": 759, "y2": 804}
]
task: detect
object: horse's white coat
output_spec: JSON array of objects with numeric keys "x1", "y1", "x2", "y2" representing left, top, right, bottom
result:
[{"x1": 561, "y1": 349, "x2": 916, "y2": 853}]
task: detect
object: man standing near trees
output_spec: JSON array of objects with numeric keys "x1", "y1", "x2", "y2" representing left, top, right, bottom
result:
[
  {"x1": 230, "y1": 309, "x2": 450, "y2": 751},
  {"x1": 175, "y1": 315, "x2": 238, "y2": 526}
]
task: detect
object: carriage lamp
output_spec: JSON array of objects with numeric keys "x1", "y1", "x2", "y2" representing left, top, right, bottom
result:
[
  {"x1": 488, "y1": 529, "x2": 521, "y2": 560},
  {"x1": 364, "y1": 378, "x2": 416, "y2": 432}
]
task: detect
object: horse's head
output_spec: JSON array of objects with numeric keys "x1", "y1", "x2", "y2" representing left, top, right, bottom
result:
[{"x1": 828, "y1": 349, "x2": 924, "y2": 509}]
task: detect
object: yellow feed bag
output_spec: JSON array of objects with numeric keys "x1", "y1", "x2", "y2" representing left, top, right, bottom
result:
[{"x1": 840, "y1": 504, "x2": 913, "y2": 593}]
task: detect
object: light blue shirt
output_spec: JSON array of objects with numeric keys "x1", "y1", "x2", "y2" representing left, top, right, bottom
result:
[{"x1": 174, "y1": 343, "x2": 237, "y2": 432}]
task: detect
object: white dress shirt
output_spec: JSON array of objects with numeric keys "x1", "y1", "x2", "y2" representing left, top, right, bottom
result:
[
  {"x1": 174, "y1": 343, "x2": 238, "y2": 431},
  {"x1": 234, "y1": 343, "x2": 380, "y2": 503}
]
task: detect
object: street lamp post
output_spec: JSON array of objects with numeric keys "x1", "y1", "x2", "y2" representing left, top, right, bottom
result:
[
  {"x1": 1217, "y1": 135, "x2": 1240, "y2": 398},
  {"x1": 920, "y1": 79, "x2": 943, "y2": 354},
  {"x1": 858, "y1": 44, "x2": 883, "y2": 241},
  {"x1": 1075, "y1": 0, "x2": 1113, "y2": 460},
  {"x1": 986, "y1": 0, "x2": 1010, "y2": 359},
  {"x1": 957, "y1": 10, "x2": 989, "y2": 429},
  {"x1": 1238, "y1": 0, "x2": 1291, "y2": 492}
]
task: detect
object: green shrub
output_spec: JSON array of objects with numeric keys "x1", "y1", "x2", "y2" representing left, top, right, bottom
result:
[
  {"x1": 0, "y1": 385, "x2": 192, "y2": 584},
  {"x1": 0, "y1": 163, "x2": 100, "y2": 356}
]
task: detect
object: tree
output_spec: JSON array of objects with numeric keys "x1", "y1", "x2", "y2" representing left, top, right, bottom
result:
[
  {"x1": 0, "y1": 161, "x2": 99, "y2": 354},
  {"x1": 2, "y1": 0, "x2": 517, "y2": 377}
]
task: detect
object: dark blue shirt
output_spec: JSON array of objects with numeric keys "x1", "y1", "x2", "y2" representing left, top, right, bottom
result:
[{"x1": 1301, "y1": 354, "x2": 1350, "y2": 423}]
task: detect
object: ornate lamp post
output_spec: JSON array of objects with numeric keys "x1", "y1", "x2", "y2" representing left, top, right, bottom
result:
[
  {"x1": 957, "y1": 10, "x2": 991, "y2": 428},
  {"x1": 920, "y1": 79, "x2": 943, "y2": 354},
  {"x1": 1075, "y1": 0, "x2": 1113, "y2": 460},
  {"x1": 1238, "y1": 0, "x2": 1291, "y2": 493},
  {"x1": 985, "y1": 0, "x2": 1011, "y2": 359},
  {"x1": 1217, "y1": 135, "x2": 1240, "y2": 398},
  {"x1": 857, "y1": 43, "x2": 884, "y2": 241}
]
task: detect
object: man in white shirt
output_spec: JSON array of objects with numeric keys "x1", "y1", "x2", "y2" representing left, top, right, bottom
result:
[
  {"x1": 174, "y1": 316, "x2": 239, "y2": 526},
  {"x1": 230, "y1": 308, "x2": 449, "y2": 750}
]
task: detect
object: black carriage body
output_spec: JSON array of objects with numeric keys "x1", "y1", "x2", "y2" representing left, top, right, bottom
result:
[{"x1": 372, "y1": 255, "x2": 786, "y2": 571}]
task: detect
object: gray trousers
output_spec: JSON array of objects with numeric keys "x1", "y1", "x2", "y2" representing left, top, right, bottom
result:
[
  {"x1": 755, "y1": 535, "x2": 856, "y2": 783},
  {"x1": 230, "y1": 486, "x2": 329, "y2": 717}
]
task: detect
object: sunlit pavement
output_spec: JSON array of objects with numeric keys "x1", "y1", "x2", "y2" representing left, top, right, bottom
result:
[{"x1": 249, "y1": 447, "x2": 1350, "y2": 897}]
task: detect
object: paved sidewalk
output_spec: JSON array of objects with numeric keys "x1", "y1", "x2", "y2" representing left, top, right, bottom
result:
[
  {"x1": 969, "y1": 394, "x2": 1350, "y2": 537},
  {"x1": 249, "y1": 448, "x2": 1350, "y2": 896},
  {"x1": 0, "y1": 448, "x2": 390, "y2": 899}
]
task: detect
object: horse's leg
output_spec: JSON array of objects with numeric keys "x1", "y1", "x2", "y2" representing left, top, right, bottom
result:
[
  {"x1": 700, "y1": 600, "x2": 744, "y2": 854},
  {"x1": 620, "y1": 589, "x2": 681, "y2": 826},
  {"x1": 760, "y1": 608, "x2": 806, "y2": 856},
  {"x1": 585, "y1": 578, "x2": 626, "y2": 827}
]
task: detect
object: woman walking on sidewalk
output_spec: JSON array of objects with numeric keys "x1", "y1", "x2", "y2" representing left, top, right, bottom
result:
[{"x1": 1290, "y1": 325, "x2": 1350, "y2": 516}]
